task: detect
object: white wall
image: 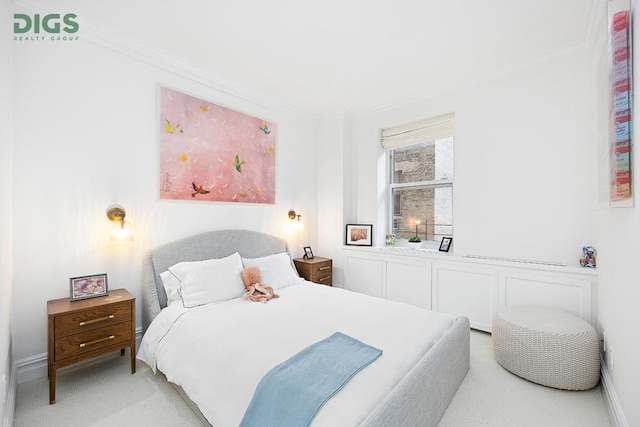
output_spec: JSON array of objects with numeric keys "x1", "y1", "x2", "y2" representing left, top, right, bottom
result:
[
  {"x1": 11, "y1": 33, "x2": 318, "y2": 367},
  {"x1": 1, "y1": 0, "x2": 14, "y2": 422},
  {"x1": 331, "y1": 49, "x2": 596, "y2": 267},
  {"x1": 592, "y1": 0, "x2": 640, "y2": 425},
  {"x1": 316, "y1": 113, "x2": 352, "y2": 285}
]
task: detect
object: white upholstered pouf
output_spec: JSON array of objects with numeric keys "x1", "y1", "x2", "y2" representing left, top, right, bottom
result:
[{"x1": 492, "y1": 306, "x2": 600, "y2": 390}]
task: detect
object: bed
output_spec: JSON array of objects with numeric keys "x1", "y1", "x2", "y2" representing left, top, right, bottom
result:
[{"x1": 138, "y1": 229, "x2": 470, "y2": 427}]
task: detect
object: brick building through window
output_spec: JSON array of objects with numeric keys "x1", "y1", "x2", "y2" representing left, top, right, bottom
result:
[{"x1": 390, "y1": 138, "x2": 453, "y2": 242}]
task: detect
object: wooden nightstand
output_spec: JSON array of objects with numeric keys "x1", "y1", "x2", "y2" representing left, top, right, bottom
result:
[
  {"x1": 293, "y1": 257, "x2": 332, "y2": 286},
  {"x1": 47, "y1": 288, "x2": 136, "y2": 404}
]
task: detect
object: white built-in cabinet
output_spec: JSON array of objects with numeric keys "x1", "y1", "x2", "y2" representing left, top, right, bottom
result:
[
  {"x1": 432, "y1": 263, "x2": 498, "y2": 331},
  {"x1": 344, "y1": 247, "x2": 597, "y2": 332},
  {"x1": 345, "y1": 257, "x2": 384, "y2": 297},
  {"x1": 386, "y1": 259, "x2": 432, "y2": 309}
]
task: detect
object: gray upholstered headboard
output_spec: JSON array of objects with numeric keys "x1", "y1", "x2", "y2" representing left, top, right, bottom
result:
[{"x1": 142, "y1": 229, "x2": 289, "y2": 331}]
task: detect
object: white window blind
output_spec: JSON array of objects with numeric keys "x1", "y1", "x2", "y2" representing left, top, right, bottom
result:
[{"x1": 381, "y1": 112, "x2": 455, "y2": 150}]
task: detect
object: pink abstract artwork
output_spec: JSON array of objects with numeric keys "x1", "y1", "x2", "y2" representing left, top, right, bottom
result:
[{"x1": 159, "y1": 86, "x2": 276, "y2": 204}]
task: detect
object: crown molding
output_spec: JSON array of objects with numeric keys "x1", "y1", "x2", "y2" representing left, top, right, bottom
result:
[
  {"x1": 353, "y1": 41, "x2": 592, "y2": 120},
  {"x1": 14, "y1": 0, "x2": 603, "y2": 123},
  {"x1": 13, "y1": 0, "x2": 320, "y2": 124}
]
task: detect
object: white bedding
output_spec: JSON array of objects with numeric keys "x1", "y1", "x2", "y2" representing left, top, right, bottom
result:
[{"x1": 138, "y1": 280, "x2": 456, "y2": 427}]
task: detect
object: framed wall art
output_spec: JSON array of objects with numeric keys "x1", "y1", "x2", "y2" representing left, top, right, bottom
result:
[
  {"x1": 608, "y1": 0, "x2": 633, "y2": 207},
  {"x1": 345, "y1": 224, "x2": 373, "y2": 246},
  {"x1": 158, "y1": 86, "x2": 277, "y2": 204},
  {"x1": 70, "y1": 273, "x2": 108, "y2": 301}
]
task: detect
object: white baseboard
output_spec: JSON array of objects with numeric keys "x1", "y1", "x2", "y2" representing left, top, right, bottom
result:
[
  {"x1": 16, "y1": 327, "x2": 143, "y2": 384},
  {"x1": 2, "y1": 362, "x2": 16, "y2": 427},
  {"x1": 16, "y1": 352, "x2": 47, "y2": 385},
  {"x1": 601, "y1": 357, "x2": 628, "y2": 427}
]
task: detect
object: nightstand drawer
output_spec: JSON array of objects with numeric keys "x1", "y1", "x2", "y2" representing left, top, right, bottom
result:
[
  {"x1": 311, "y1": 262, "x2": 332, "y2": 284},
  {"x1": 54, "y1": 301, "x2": 132, "y2": 337},
  {"x1": 54, "y1": 321, "x2": 132, "y2": 361}
]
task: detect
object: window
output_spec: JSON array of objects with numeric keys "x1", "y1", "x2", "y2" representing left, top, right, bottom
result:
[{"x1": 382, "y1": 113, "x2": 454, "y2": 247}]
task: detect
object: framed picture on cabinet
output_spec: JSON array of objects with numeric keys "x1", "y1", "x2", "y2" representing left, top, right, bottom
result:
[
  {"x1": 385, "y1": 234, "x2": 396, "y2": 246},
  {"x1": 345, "y1": 224, "x2": 373, "y2": 246},
  {"x1": 439, "y1": 237, "x2": 453, "y2": 252},
  {"x1": 70, "y1": 273, "x2": 109, "y2": 301}
]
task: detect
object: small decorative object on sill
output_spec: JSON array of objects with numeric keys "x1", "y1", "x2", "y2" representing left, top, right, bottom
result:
[
  {"x1": 408, "y1": 231, "x2": 422, "y2": 249},
  {"x1": 385, "y1": 234, "x2": 396, "y2": 246},
  {"x1": 580, "y1": 246, "x2": 596, "y2": 268},
  {"x1": 408, "y1": 220, "x2": 422, "y2": 248}
]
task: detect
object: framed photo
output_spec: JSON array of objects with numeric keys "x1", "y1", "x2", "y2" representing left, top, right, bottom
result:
[
  {"x1": 70, "y1": 273, "x2": 108, "y2": 301},
  {"x1": 385, "y1": 234, "x2": 396, "y2": 246},
  {"x1": 439, "y1": 237, "x2": 453, "y2": 252},
  {"x1": 303, "y1": 246, "x2": 314, "y2": 259},
  {"x1": 345, "y1": 224, "x2": 373, "y2": 246}
]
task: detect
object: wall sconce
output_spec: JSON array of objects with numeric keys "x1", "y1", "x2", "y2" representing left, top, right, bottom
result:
[
  {"x1": 288, "y1": 210, "x2": 304, "y2": 231},
  {"x1": 106, "y1": 205, "x2": 133, "y2": 241}
]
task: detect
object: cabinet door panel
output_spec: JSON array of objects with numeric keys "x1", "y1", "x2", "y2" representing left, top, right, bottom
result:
[
  {"x1": 499, "y1": 271, "x2": 592, "y2": 323},
  {"x1": 346, "y1": 257, "x2": 383, "y2": 297},
  {"x1": 433, "y1": 265, "x2": 498, "y2": 332},
  {"x1": 386, "y1": 261, "x2": 431, "y2": 309}
]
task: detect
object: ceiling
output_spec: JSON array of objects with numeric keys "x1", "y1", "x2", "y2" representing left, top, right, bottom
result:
[{"x1": 20, "y1": 0, "x2": 601, "y2": 118}]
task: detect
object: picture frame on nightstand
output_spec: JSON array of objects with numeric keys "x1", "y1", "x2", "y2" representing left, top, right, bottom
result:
[
  {"x1": 69, "y1": 273, "x2": 108, "y2": 301},
  {"x1": 303, "y1": 246, "x2": 314, "y2": 259}
]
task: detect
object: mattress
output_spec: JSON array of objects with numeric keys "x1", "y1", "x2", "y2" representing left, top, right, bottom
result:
[{"x1": 138, "y1": 280, "x2": 457, "y2": 427}]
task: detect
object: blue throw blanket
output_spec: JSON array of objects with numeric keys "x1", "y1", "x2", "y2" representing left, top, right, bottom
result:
[{"x1": 239, "y1": 332, "x2": 383, "y2": 427}]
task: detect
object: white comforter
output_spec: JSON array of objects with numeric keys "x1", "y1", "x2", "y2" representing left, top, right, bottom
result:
[{"x1": 138, "y1": 281, "x2": 455, "y2": 427}]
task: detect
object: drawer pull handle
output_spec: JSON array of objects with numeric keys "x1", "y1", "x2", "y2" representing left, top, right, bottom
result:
[
  {"x1": 319, "y1": 276, "x2": 331, "y2": 281},
  {"x1": 79, "y1": 314, "x2": 115, "y2": 326},
  {"x1": 79, "y1": 335, "x2": 115, "y2": 348},
  {"x1": 319, "y1": 266, "x2": 331, "y2": 271}
]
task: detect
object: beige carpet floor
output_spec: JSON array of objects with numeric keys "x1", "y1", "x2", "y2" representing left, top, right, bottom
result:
[
  {"x1": 13, "y1": 330, "x2": 613, "y2": 426},
  {"x1": 14, "y1": 350, "x2": 202, "y2": 426},
  {"x1": 439, "y1": 331, "x2": 612, "y2": 427}
]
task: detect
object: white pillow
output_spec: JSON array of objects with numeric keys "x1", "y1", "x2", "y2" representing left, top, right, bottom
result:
[
  {"x1": 168, "y1": 252, "x2": 245, "y2": 308},
  {"x1": 159, "y1": 270, "x2": 182, "y2": 307},
  {"x1": 242, "y1": 252, "x2": 300, "y2": 289}
]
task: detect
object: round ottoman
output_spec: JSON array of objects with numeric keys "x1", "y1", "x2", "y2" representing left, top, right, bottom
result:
[{"x1": 492, "y1": 306, "x2": 600, "y2": 390}]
